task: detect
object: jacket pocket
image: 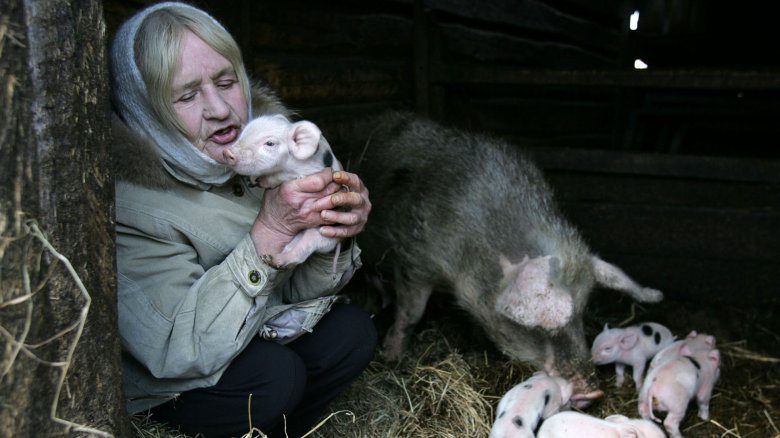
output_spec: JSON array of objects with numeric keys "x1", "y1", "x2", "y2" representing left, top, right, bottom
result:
[{"x1": 262, "y1": 295, "x2": 340, "y2": 344}]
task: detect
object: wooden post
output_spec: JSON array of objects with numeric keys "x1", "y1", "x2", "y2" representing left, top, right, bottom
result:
[{"x1": 0, "y1": 0, "x2": 129, "y2": 436}]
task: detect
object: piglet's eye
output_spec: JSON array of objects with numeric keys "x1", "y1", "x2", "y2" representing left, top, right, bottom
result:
[{"x1": 265, "y1": 140, "x2": 276, "y2": 147}]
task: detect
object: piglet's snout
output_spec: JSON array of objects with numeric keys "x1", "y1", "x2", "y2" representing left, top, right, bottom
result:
[{"x1": 223, "y1": 149, "x2": 237, "y2": 165}]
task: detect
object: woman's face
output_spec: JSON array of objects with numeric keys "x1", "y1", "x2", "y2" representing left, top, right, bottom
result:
[{"x1": 170, "y1": 30, "x2": 248, "y2": 163}]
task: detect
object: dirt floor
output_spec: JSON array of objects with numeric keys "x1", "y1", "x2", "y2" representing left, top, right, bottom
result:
[{"x1": 312, "y1": 287, "x2": 780, "y2": 438}]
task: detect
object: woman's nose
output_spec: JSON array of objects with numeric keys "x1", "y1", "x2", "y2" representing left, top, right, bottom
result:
[{"x1": 203, "y1": 87, "x2": 230, "y2": 120}]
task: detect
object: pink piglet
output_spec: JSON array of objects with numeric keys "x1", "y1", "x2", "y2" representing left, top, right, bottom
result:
[
  {"x1": 638, "y1": 345, "x2": 721, "y2": 438},
  {"x1": 649, "y1": 330, "x2": 717, "y2": 370},
  {"x1": 537, "y1": 411, "x2": 666, "y2": 438}
]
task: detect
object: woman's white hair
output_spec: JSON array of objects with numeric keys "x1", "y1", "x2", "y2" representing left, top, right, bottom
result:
[{"x1": 110, "y1": 2, "x2": 252, "y2": 186}]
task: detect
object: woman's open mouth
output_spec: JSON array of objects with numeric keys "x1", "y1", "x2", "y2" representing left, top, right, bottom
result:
[{"x1": 211, "y1": 126, "x2": 239, "y2": 145}]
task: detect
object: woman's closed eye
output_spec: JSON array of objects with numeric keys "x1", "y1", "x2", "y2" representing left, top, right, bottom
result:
[
  {"x1": 176, "y1": 92, "x2": 197, "y2": 103},
  {"x1": 216, "y1": 79, "x2": 237, "y2": 90}
]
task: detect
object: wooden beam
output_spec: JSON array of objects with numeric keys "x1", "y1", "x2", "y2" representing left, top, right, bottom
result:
[
  {"x1": 433, "y1": 67, "x2": 780, "y2": 90},
  {"x1": 526, "y1": 147, "x2": 780, "y2": 183}
]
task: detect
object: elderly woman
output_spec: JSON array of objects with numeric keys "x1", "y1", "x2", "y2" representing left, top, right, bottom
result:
[{"x1": 109, "y1": 2, "x2": 376, "y2": 437}]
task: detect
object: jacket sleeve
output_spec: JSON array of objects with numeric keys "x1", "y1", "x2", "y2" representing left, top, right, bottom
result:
[{"x1": 116, "y1": 217, "x2": 288, "y2": 380}]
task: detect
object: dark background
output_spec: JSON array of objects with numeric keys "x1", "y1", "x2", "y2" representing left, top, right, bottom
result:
[{"x1": 104, "y1": 0, "x2": 780, "y2": 304}]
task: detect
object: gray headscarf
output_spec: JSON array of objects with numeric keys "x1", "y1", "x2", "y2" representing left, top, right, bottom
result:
[{"x1": 110, "y1": 2, "x2": 252, "y2": 186}]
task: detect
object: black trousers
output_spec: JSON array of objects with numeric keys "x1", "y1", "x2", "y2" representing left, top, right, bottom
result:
[{"x1": 149, "y1": 303, "x2": 377, "y2": 438}]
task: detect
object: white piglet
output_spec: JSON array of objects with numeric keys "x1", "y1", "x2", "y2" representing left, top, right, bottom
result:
[
  {"x1": 537, "y1": 412, "x2": 666, "y2": 438},
  {"x1": 591, "y1": 322, "x2": 675, "y2": 389},
  {"x1": 489, "y1": 371, "x2": 573, "y2": 438},
  {"x1": 223, "y1": 114, "x2": 342, "y2": 268},
  {"x1": 638, "y1": 345, "x2": 721, "y2": 438}
]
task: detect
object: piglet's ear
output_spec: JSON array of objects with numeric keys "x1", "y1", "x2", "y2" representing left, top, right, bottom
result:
[
  {"x1": 707, "y1": 349, "x2": 721, "y2": 365},
  {"x1": 498, "y1": 254, "x2": 514, "y2": 277},
  {"x1": 619, "y1": 333, "x2": 639, "y2": 350},
  {"x1": 558, "y1": 379, "x2": 574, "y2": 405},
  {"x1": 289, "y1": 120, "x2": 322, "y2": 160}
]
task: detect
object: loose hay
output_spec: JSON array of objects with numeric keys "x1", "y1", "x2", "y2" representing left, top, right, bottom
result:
[
  {"x1": 313, "y1": 326, "x2": 497, "y2": 438},
  {"x1": 131, "y1": 413, "x2": 190, "y2": 438}
]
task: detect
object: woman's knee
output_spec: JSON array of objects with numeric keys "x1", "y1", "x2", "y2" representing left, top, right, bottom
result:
[
  {"x1": 216, "y1": 339, "x2": 308, "y2": 414},
  {"x1": 338, "y1": 303, "x2": 378, "y2": 364},
  {"x1": 292, "y1": 303, "x2": 378, "y2": 373}
]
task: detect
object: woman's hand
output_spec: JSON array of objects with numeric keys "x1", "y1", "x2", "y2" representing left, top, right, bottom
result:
[
  {"x1": 250, "y1": 168, "x2": 340, "y2": 255},
  {"x1": 249, "y1": 168, "x2": 370, "y2": 257},
  {"x1": 316, "y1": 170, "x2": 371, "y2": 239}
]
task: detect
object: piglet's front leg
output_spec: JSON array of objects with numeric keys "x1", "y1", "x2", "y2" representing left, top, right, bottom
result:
[
  {"x1": 631, "y1": 361, "x2": 648, "y2": 389},
  {"x1": 273, "y1": 228, "x2": 339, "y2": 268},
  {"x1": 614, "y1": 363, "x2": 626, "y2": 387}
]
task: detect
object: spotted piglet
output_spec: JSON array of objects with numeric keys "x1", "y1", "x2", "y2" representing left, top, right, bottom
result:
[
  {"x1": 649, "y1": 330, "x2": 717, "y2": 370},
  {"x1": 489, "y1": 371, "x2": 573, "y2": 438},
  {"x1": 537, "y1": 412, "x2": 666, "y2": 438},
  {"x1": 638, "y1": 345, "x2": 721, "y2": 438},
  {"x1": 591, "y1": 322, "x2": 674, "y2": 389}
]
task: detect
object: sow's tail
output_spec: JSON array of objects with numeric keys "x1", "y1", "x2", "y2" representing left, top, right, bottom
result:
[{"x1": 591, "y1": 256, "x2": 663, "y2": 302}]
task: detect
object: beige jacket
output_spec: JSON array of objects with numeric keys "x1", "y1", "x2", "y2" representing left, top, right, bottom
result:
[{"x1": 113, "y1": 88, "x2": 361, "y2": 413}]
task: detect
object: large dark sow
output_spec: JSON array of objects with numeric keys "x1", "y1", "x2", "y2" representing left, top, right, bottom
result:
[{"x1": 342, "y1": 111, "x2": 662, "y2": 404}]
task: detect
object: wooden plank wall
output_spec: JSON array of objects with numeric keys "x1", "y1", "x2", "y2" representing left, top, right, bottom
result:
[
  {"x1": 418, "y1": 0, "x2": 626, "y2": 148},
  {"x1": 202, "y1": 0, "x2": 418, "y2": 142},
  {"x1": 530, "y1": 149, "x2": 779, "y2": 304},
  {"x1": 103, "y1": 0, "x2": 779, "y2": 303}
]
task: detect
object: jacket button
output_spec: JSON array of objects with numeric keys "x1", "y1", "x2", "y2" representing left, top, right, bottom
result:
[
  {"x1": 248, "y1": 270, "x2": 261, "y2": 284},
  {"x1": 232, "y1": 183, "x2": 244, "y2": 196},
  {"x1": 262, "y1": 327, "x2": 277, "y2": 340}
]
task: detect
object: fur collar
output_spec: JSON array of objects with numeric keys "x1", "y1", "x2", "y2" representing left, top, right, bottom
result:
[{"x1": 112, "y1": 83, "x2": 290, "y2": 189}]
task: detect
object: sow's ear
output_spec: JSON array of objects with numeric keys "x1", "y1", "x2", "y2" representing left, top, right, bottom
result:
[
  {"x1": 591, "y1": 256, "x2": 663, "y2": 303},
  {"x1": 289, "y1": 120, "x2": 322, "y2": 160},
  {"x1": 495, "y1": 255, "x2": 573, "y2": 329}
]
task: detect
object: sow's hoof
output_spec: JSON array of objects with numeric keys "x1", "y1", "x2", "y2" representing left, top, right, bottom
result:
[{"x1": 380, "y1": 333, "x2": 405, "y2": 363}]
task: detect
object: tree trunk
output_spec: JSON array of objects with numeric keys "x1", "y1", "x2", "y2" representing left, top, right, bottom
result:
[{"x1": 0, "y1": 0, "x2": 129, "y2": 436}]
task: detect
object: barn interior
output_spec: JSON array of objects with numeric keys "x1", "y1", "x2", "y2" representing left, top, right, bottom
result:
[{"x1": 104, "y1": 1, "x2": 780, "y2": 437}]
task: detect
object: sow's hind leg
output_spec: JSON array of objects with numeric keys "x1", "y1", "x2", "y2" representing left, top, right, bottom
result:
[{"x1": 382, "y1": 268, "x2": 434, "y2": 362}]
